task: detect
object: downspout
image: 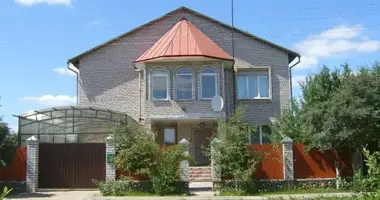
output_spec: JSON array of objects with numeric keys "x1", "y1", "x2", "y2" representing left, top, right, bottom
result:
[
  {"x1": 231, "y1": 0, "x2": 236, "y2": 114},
  {"x1": 289, "y1": 56, "x2": 301, "y2": 106},
  {"x1": 138, "y1": 69, "x2": 143, "y2": 123},
  {"x1": 134, "y1": 67, "x2": 143, "y2": 123},
  {"x1": 67, "y1": 62, "x2": 79, "y2": 106}
]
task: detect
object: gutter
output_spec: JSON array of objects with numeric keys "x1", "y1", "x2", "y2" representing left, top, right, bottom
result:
[
  {"x1": 288, "y1": 56, "x2": 301, "y2": 107},
  {"x1": 67, "y1": 62, "x2": 79, "y2": 106}
]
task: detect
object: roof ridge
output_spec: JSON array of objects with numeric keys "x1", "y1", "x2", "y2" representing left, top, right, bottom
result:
[{"x1": 68, "y1": 6, "x2": 300, "y2": 67}]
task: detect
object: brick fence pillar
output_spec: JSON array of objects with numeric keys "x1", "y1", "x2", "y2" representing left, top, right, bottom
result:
[
  {"x1": 106, "y1": 135, "x2": 116, "y2": 180},
  {"x1": 211, "y1": 138, "x2": 221, "y2": 183},
  {"x1": 179, "y1": 138, "x2": 189, "y2": 192},
  {"x1": 281, "y1": 137, "x2": 294, "y2": 180},
  {"x1": 26, "y1": 136, "x2": 39, "y2": 193}
]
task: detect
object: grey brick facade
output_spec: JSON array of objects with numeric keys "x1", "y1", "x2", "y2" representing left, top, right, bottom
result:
[{"x1": 75, "y1": 9, "x2": 293, "y2": 126}]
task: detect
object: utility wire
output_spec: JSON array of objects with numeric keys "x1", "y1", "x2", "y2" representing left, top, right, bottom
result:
[{"x1": 1, "y1": 26, "x2": 380, "y2": 48}]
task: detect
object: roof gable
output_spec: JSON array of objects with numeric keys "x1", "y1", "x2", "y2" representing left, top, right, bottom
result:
[{"x1": 68, "y1": 6, "x2": 300, "y2": 66}]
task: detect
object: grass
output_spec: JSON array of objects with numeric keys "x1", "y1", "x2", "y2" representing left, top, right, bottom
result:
[
  {"x1": 220, "y1": 188, "x2": 352, "y2": 196},
  {"x1": 266, "y1": 195, "x2": 375, "y2": 200}
]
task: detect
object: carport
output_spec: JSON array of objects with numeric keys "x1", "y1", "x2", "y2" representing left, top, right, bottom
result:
[{"x1": 15, "y1": 106, "x2": 138, "y2": 189}]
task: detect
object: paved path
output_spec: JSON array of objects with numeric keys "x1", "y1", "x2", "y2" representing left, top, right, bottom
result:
[{"x1": 8, "y1": 191, "x2": 355, "y2": 200}]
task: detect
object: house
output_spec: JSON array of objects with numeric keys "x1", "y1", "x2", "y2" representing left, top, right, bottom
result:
[
  {"x1": 12, "y1": 6, "x2": 301, "y2": 190},
  {"x1": 67, "y1": 6, "x2": 300, "y2": 165}
]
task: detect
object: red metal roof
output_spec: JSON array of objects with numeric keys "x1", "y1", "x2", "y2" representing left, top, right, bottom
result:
[{"x1": 134, "y1": 18, "x2": 233, "y2": 63}]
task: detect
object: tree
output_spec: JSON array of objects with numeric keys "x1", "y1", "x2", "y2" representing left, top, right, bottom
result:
[
  {"x1": 213, "y1": 107, "x2": 261, "y2": 193},
  {"x1": 0, "y1": 113, "x2": 17, "y2": 168},
  {"x1": 272, "y1": 62, "x2": 380, "y2": 188}
]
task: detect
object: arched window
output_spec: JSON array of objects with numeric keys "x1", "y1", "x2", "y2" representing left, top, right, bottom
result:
[
  {"x1": 175, "y1": 68, "x2": 193, "y2": 100},
  {"x1": 200, "y1": 67, "x2": 217, "y2": 99},
  {"x1": 151, "y1": 68, "x2": 169, "y2": 100}
]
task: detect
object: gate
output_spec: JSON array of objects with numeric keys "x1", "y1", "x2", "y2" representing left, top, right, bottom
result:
[{"x1": 39, "y1": 143, "x2": 106, "y2": 188}]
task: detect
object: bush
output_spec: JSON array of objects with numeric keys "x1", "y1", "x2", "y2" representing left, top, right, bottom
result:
[
  {"x1": 354, "y1": 147, "x2": 380, "y2": 193},
  {"x1": 0, "y1": 186, "x2": 12, "y2": 200},
  {"x1": 112, "y1": 120, "x2": 157, "y2": 175},
  {"x1": 213, "y1": 107, "x2": 261, "y2": 192},
  {"x1": 109, "y1": 121, "x2": 190, "y2": 196},
  {"x1": 94, "y1": 178, "x2": 152, "y2": 196},
  {"x1": 150, "y1": 145, "x2": 187, "y2": 195}
]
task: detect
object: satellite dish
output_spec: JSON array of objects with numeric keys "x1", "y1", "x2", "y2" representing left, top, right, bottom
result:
[{"x1": 211, "y1": 95, "x2": 224, "y2": 112}]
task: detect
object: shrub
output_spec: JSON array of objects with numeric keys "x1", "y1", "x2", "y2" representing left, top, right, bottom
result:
[
  {"x1": 213, "y1": 107, "x2": 262, "y2": 192},
  {"x1": 94, "y1": 178, "x2": 152, "y2": 196},
  {"x1": 151, "y1": 145, "x2": 188, "y2": 196},
  {"x1": 0, "y1": 186, "x2": 12, "y2": 200},
  {"x1": 112, "y1": 120, "x2": 157, "y2": 175},
  {"x1": 110, "y1": 120, "x2": 190, "y2": 196},
  {"x1": 354, "y1": 147, "x2": 380, "y2": 192}
]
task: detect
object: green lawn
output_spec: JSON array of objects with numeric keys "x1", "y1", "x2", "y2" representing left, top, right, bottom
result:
[{"x1": 220, "y1": 188, "x2": 352, "y2": 196}]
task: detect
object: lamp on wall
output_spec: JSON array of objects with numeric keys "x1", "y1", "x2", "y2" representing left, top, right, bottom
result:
[{"x1": 199, "y1": 122, "x2": 205, "y2": 128}]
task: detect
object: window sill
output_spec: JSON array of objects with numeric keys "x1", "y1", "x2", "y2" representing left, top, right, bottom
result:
[
  {"x1": 237, "y1": 98, "x2": 272, "y2": 102},
  {"x1": 174, "y1": 99, "x2": 195, "y2": 101},
  {"x1": 151, "y1": 99, "x2": 171, "y2": 102}
]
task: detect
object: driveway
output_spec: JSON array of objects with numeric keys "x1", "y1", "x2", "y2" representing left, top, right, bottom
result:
[{"x1": 8, "y1": 190, "x2": 101, "y2": 200}]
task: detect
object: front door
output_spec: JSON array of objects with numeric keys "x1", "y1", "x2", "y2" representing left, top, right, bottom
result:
[{"x1": 194, "y1": 129, "x2": 212, "y2": 165}]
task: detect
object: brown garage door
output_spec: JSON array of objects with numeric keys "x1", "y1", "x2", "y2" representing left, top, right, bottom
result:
[{"x1": 39, "y1": 143, "x2": 105, "y2": 189}]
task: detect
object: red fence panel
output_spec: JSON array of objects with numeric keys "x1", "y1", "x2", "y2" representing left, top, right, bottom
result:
[
  {"x1": 0, "y1": 146, "x2": 27, "y2": 181},
  {"x1": 252, "y1": 144, "x2": 283, "y2": 179},
  {"x1": 294, "y1": 143, "x2": 353, "y2": 179}
]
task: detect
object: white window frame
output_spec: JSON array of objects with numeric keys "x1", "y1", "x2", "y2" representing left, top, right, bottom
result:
[
  {"x1": 151, "y1": 68, "x2": 170, "y2": 101},
  {"x1": 164, "y1": 128, "x2": 176, "y2": 144},
  {"x1": 237, "y1": 75, "x2": 270, "y2": 99},
  {"x1": 250, "y1": 125, "x2": 269, "y2": 145},
  {"x1": 200, "y1": 67, "x2": 217, "y2": 100},
  {"x1": 175, "y1": 68, "x2": 193, "y2": 100}
]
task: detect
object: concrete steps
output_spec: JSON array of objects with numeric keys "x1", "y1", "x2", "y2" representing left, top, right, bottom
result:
[{"x1": 189, "y1": 181, "x2": 216, "y2": 196}]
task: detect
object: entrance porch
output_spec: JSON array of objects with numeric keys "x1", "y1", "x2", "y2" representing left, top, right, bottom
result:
[{"x1": 151, "y1": 119, "x2": 216, "y2": 166}]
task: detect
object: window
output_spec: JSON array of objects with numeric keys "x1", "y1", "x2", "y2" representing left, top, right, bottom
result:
[
  {"x1": 200, "y1": 67, "x2": 217, "y2": 99},
  {"x1": 176, "y1": 68, "x2": 193, "y2": 99},
  {"x1": 164, "y1": 128, "x2": 176, "y2": 144},
  {"x1": 250, "y1": 125, "x2": 271, "y2": 144},
  {"x1": 237, "y1": 75, "x2": 269, "y2": 99},
  {"x1": 151, "y1": 68, "x2": 169, "y2": 100}
]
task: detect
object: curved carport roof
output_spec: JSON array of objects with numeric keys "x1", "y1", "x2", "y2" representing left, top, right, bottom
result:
[{"x1": 14, "y1": 106, "x2": 139, "y2": 144}]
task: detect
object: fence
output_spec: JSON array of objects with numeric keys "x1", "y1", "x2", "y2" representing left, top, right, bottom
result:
[
  {"x1": 252, "y1": 144, "x2": 283, "y2": 179},
  {"x1": 0, "y1": 146, "x2": 27, "y2": 181},
  {"x1": 250, "y1": 143, "x2": 353, "y2": 180},
  {"x1": 294, "y1": 144, "x2": 353, "y2": 178},
  {"x1": 1, "y1": 143, "x2": 354, "y2": 182}
]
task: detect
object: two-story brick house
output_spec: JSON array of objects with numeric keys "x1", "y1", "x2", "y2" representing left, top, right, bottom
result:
[{"x1": 67, "y1": 7, "x2": 300, "y2": 165}]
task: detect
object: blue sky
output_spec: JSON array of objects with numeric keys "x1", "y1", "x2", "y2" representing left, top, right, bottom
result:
[{"x1": 0, "y1": 0, "x2": 379, "y2": 132}]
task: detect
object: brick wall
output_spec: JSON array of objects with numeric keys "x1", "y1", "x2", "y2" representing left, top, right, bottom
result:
[{"x1": 77, "y1": 9, "x2": 291, "y2": 126}]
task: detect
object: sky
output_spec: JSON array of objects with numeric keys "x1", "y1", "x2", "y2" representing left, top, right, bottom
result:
[{"x1": 0, "y1": 0, "x2": 379, "y2": 132}]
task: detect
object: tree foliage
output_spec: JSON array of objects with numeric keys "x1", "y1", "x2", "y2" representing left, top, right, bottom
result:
[
  {"x1": 111, "y1": 120, "x2": 190, "y2": 195},
  {"x1": 0, "y1": 114, "x2": 17, "y2": 168},
  {"x1": 213, "y1": 107, "x2": 261, "y2": 191},
  {"x1": 112, "y1": 120, "x2": 157, "y2": 174},
  {"x1": 272, "y1": 62, "x2": 380, "y2": 182}
]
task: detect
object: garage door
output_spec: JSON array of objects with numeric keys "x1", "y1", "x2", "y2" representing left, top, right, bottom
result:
[{"x1": 38, "y1": 143, "x2": 105, "y2": 188}]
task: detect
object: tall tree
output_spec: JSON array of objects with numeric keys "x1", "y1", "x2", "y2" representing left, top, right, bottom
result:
[
  {"x1": 0, "y1": 103, "x2": 17, "y2": 168},
  {"x1": 272, "y1": 62, "x2": 380, "y2": 188}
]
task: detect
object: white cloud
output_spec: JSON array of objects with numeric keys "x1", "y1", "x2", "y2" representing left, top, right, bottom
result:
[
  {"x1": 19, "y1": 95, "x2": 76, "y2": 106},
  {"x1": 14, "y1": 0, "x2": 72, "y2": 6},
  {"x1": 293, "y1": 25, "x2": 380, "y2": 69},
  {"x1": 292, "y1": 75, "x2": 306, "y2": 88},
  {"x1": 53, "y1": 67, "x2": 76, "y2": 76}
]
